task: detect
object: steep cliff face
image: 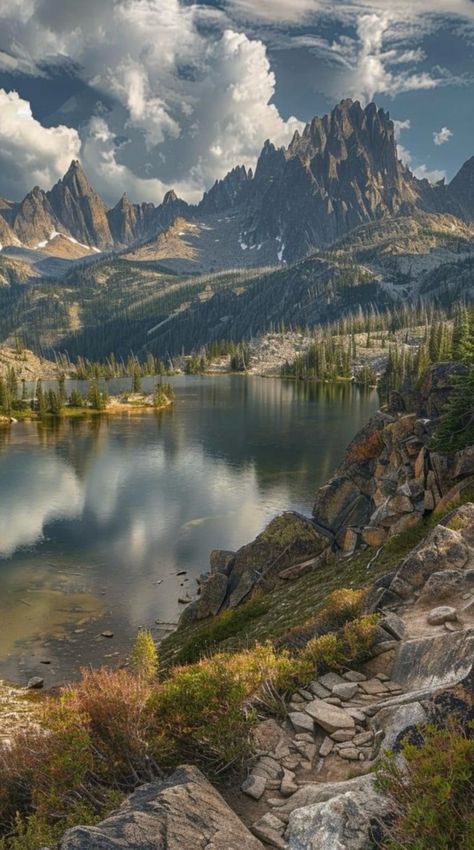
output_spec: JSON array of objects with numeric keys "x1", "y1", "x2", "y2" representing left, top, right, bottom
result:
[
  {"x1": 0, "y1": 214, "x2": 20, "y2": 248},
  {"x1": 239, "y1": 100, "x2": 450, "y2": 261},
  {"x1": 0, "y1": 99, "x2": 470, "y2": 264},
  {"x1": 199, "y1": 165, "x2": 252, "y2": 214},
  {"x1": 47, "y1": 160, "x2": 113, "y2": 249},
  {"x1": 10, "y1": 186, "x2": 62, "y2": 247},
  {"x1": 107, "y1": 193, "x2": 155, "y2": 245}
]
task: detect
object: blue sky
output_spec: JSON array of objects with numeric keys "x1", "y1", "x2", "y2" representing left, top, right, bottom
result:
[{"x1": 0, "y1": 0, "x2": 472, "y2": 204}]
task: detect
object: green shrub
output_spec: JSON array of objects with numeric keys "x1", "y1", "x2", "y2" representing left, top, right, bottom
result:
[
  {"x1": 377, "y1": 719, "x2": 474, "y2": 850},
  {"x1": 283, "y1": 587, "x2": 366, "y2": 647},
  {"x1": 149, "y1": 644, "x2": 298, "y2": 771},
  {"x1": 174, "y1": 594, "x2": 270, "y2": 665},
  {"x1": 297, "y1": 615, "x2": 378, "y2": 675},
  {"x1": 130, "y1": 629, "x2": 158, "y2": 680}
]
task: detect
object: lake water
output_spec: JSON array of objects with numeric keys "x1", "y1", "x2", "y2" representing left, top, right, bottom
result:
[{"x1": 0, "y1": 376, "x2": 378, "y2": 684}]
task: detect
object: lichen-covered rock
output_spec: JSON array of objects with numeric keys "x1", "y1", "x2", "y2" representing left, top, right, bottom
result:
[
  {"x1": 420, "y1": 570, "x2": 464, "y2": 602},
  {"x1": 313, "y1": 476, "x2": 365, "y2": 533},
  {"x1": 374, "y1": 702, "x2": 428, "y2": 755},
  {"x1": 225, "y1": 512, "x2": 331, "y2": 605},
  {"x1": 60, "y1": 766, "x2": 264, "y2": 850},
  {"x1": 287, "y1": 785, "x2": 388, "y2": 850},
  {"x1": 389, "y1": 523, "x2": 469, "y2": 599}
]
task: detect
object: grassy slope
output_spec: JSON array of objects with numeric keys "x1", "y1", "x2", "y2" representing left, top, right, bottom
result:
[{"x1": 160, "y1": 510, "x2": 451, "y2": 667}]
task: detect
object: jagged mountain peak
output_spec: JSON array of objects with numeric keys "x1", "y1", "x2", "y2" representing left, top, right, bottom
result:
[
  {"x1": 48, "y1": 160, "x2": 113, "y2": 249},
  {"x1": 199, "y1": 164, "x2": 252, "y2": 214},
  {"x1": 163, "y1": 189, "x2": 179, "y2": 205}
]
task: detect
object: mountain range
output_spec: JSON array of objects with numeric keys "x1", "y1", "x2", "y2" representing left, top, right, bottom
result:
[
  {"x1": 0, "y1": 98, "x2": 472, "y2": 358},
  {"x1": 0, "y1": 99, "x2": 472, "y2": 269}
]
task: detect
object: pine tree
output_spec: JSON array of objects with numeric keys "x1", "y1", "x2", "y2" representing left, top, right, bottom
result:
[
  {"x1": 36, "y1": 380, "x2": 46, "y2": 417},
  {"x1": 131, "y1": 370, "x2": 142, "y2": 393},
  {"x1": 431, "y1": 367, "x2": 474, "y2": 453}
]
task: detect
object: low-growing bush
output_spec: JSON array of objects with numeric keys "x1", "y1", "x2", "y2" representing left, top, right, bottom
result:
[
  {"x1": 282, "y1": 587, "x2": 367, "y2": 648},
  {"x1": 299, "y1": 615, "x2": 378, "y2": 674},
  {"x1": 174, "y1": 593, "x2": 270, "y2": 665},
  {"x1": 63, "y1": 667, "x2": 160, "y2": 787},
  {"x1": 377, "y1": 719, "x2": 474, "y2": 850}
]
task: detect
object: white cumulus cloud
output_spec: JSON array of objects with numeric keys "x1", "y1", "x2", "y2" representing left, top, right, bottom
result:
[
  {"x1": 0, "y1": 2, "x2": 303, "y2": 204},
  {"x1": 433, "y1": 126, "x2": 453, "y2": 145},
  {"x1": 0, "y1": 89, "x2": 81, "y2": 197}
]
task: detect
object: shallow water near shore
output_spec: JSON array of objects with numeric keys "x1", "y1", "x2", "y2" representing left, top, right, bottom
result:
[{"x1": 0, "y1": 375, "x2": 378, "y2": 685}]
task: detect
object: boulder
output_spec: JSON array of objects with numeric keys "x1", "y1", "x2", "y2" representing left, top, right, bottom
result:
[
  {"x1": 361, "y1": 526, "x2": 387, "y2": 547},
  {"x1": 388, "y1": 494, "x2": 414, "y2": 514},
  {"x1": 227, "y1": 570, "x2": 256, "y2": 608},
  {"x1": 289, "y1": 712, "x2": 314, "y2": 734},
  {"x1": 389, "y1": 524, "x2": 469, "y2": 598},
  {"x1": 331, "y1": 682, "x2": 358, "y2": 701},
  {"x1": 427, "y1": 606, "x2": 458, "y2": 625},
  {"x1": 241, "y1": 774, "x2": 267, "y2": 800},
  {"x1": 177, "y1": 600, "x2": 199, "y2": 626},
  {"x1": 281, "y1": 768, "x2": 298, "y2": 797},
  {"x1": 278, "y1": 556, "x2": 320, "y2": 581},
  {"x1": 378, "y1": 613, "x2": 405, "y2": 642},
  {"x1": 453, "y1": 446, "x2": 474, "y2": 480},
  {"x1": 305, "y1": 700, "x2": 355, "y2": 734},
  {"x1": 60, "y1": 765, "x2": 264, "y2": 850},
  {"x1": 196, "y1": 572, "x2": 228, "y2": 619},
  {"x1": 313, "y1": 477, "x2": 364, "y2": 533},
  {"x1": 209, "y1": 549, "x2": 235, "y2": 575},
  {"x1": 270, "y1": 775, "x2": 377, "y2": 817},
  {"x1": 390, "y1": 629, "x2": 474, "y2": 690},
  {"x1": 375, "y1": 702, "x2": 427, "y2": 755},
  {"x1": 419, "y1": 570, "x2": 464, "y2": 602},
  {"x1": 387, "y1": 513, "x2": 422, "y2": 538},
  {"x1": 26, "y1": 677, "x2": 44, "y2": 690},
  {"x1": 286, "y1": 780, "x2": 389, "y2": 850},
  {"x1": 336, "y1": 527, "x2": 359, "y2": 554}
]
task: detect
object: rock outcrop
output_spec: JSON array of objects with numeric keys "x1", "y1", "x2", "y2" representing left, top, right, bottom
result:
[
  {"x1": 312, "y1": 364, "x2": 474, "y2": 555},
  {"x1": 59, "y1": 765, "x2": 264, "y2": 850},
  {"x1": 182, "y1": 512, "x2": 332, "y2": 623}
]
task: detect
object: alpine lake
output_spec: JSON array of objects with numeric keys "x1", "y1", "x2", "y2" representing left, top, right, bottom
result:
[{"x1": 0, "y1": 375, "x2": 378, "y2": 685}]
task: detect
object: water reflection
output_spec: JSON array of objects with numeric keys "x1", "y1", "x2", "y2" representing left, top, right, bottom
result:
[{"x1": 0, "y1": 376, "x2": 378, "y2": 683}]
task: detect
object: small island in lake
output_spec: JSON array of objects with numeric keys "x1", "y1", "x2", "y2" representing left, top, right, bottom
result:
[{"x1": 0, "y1": 370, "x2": 175, "y2": 423}]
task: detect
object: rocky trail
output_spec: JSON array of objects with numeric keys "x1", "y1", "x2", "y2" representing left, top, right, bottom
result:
[{"x1": 231, "y1": 504, "x2": 474, "y2": 848}]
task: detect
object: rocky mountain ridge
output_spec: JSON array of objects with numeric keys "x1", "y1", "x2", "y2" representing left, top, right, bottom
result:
[{"x1": 0, "y1": 100, "x2": 471, "y2": 267}]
